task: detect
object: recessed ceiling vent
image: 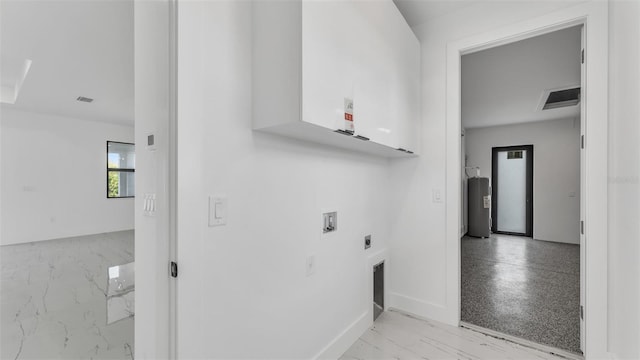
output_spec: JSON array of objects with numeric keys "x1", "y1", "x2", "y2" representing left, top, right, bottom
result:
[
  {"x1": 76, "y1": 96, "x2": 94, "y2": 103},
  {"x1": 541, "y1": 87, "x2": 580, "y2": 110}
]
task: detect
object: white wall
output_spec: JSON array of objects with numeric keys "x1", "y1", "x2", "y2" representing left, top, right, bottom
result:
[
  {"x1": 0, "y1": 107, "x2": 134, "y2": 245},
  {"x1": 175, "y1": 1, "x2": 390, "y2": 359},
  {"x1": 608, "y1": 1, "x2": 640, "y2": 357},
  {"x1": 465, "y1": 118, "x2": 580, "y2": 244}
]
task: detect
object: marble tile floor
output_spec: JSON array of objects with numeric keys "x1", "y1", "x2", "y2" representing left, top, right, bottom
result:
[
  {"x1": 1, "y1": 231, "x2": 134, "y2": 359},
  {"x1": 107, "y1": 262, "x2": 135, "y2": 325},
  {"x1": 461, "y1": 234, "x2": 580, "y2": 354},
  {"x1": 340, "y1": 310, "x2": 566, "y2": 360}
]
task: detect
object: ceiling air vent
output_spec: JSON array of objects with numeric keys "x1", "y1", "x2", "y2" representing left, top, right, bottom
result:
[
  {"x1": 541, "y1": 87, "x2": 580, "y2": 110},
  {"x1": 76, "y1": 96, "x2": 94, "y2": 103}
]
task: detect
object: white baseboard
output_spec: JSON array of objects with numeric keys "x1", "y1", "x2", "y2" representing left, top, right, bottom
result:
[
  {"x1": 388, "y1": 292, "x2": 456, "y2": 326},
  {"x1": 312, "y1": 311, "x2": 371, "y2": 360}
]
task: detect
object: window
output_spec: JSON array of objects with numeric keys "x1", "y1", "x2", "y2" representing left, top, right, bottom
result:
[
  {"x1": 107, "y1": 141, "x2": 135, "y2": 198},
  {"x1": 507, "y1": 150, "x2": 523, "y2": 159}
]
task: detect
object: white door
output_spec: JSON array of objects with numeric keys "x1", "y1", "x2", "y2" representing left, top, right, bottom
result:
[{"x1": 496, "y1": 149, "x2": 528, "y2": 234}]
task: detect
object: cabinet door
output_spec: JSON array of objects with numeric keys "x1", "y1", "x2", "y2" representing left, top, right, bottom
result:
[
  {"x1": 353, "y1": 1, "x2": 419, "y2": 151},
  {"x1": 302, "y1": 1, "x2": 360, "y2": 131},
  {"x1": 390, "y1": 7, "x2": 420, "y2": 153},
  {"x1": 301, "y1": 0, "x2": 419, "y2": 151},
  {"x1": 352, "y1": 2, "x2": 396, "y2": 147}
]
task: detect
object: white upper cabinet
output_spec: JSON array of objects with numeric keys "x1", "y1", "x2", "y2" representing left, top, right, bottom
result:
[{"x1": 252, "y1": 0, "x2": 420, "y2": 157}]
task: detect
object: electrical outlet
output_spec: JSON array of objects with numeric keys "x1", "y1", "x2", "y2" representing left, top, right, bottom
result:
[{"x1": 432, "y1": 189, "x2": 443, "y2": 203}]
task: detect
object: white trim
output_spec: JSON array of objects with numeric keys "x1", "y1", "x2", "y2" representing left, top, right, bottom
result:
[
  {"x1": 313, "y1": 311, "x2": 370, "y2": 360},
  {"x1": 388, "y1": 293, "x2": 451, "y2": 325},
  {"x1": 168, "y1": 0, "x2": 179, "y2": 358},
  {"x1": 133, "y1": 0, "x2": 176, "y2": 358},
  {"x1": 579, "y1": 21, "x2": 586, "y2": 353},
  {"x1": 446, "y1": 2, "x2": 608, "y2": 359}
]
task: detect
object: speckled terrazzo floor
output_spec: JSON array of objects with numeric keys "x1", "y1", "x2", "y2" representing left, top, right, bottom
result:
[{"x1": 461, "y1": 234, "x2": 580, "y2": 354}]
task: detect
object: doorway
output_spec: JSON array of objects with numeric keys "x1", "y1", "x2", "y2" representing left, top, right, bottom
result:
[
  {"x1": 491, "y1": 145, "x2": 533, "y2": 237},
  {"x1": 445, "y1": 2, "x2": 608, "y2": 358},
  {"x1": 459, "y1": 25, "x2": 582, "y2": 355}
]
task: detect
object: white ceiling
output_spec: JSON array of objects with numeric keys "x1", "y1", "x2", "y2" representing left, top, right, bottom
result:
[
  {"x1": 393, "y1": 0, "x2": 477, "y2": 27},
  {"x1": 462, "y1": 25, "x2": 582, "y2": 129},
  {"x1": 0, "y1": 0, "x2": 134, "y2": 125}
]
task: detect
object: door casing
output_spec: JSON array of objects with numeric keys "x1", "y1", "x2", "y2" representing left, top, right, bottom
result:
[{"x1": 447, "y1": 3, "x2": 609, "y2": 358}]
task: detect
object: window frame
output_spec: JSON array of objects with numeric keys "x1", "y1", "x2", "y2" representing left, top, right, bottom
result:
[{"x1": 106, "y1": 141, "x2": 135, "y2": 199}]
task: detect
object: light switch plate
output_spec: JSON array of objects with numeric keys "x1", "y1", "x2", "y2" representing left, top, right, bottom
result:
[
  {"x1": 143, "y1": 193, "x2": 156, "y2": 217},
  {"x1": 209, "y1": 196, "x2": 227, "y2": 227}
]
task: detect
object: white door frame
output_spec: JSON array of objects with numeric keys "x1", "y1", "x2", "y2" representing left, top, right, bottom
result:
[
  {"x1": 445, "y1": 2, "x2": 608, "y2": 358},
  {"x1": 133, "y1": 0, "x2": 178, "y2": 358},
  {"x1": 168, "y1": 0, "x2": 179, "y2": 358}
]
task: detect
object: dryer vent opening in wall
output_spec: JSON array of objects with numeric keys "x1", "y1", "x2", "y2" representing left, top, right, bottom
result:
[
  {"x1": 541, "y1": 87, "x2": 581, "y2": 110},
  {"x1": 373, "y1": 262, "x2": 384, "y2": 321}
]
